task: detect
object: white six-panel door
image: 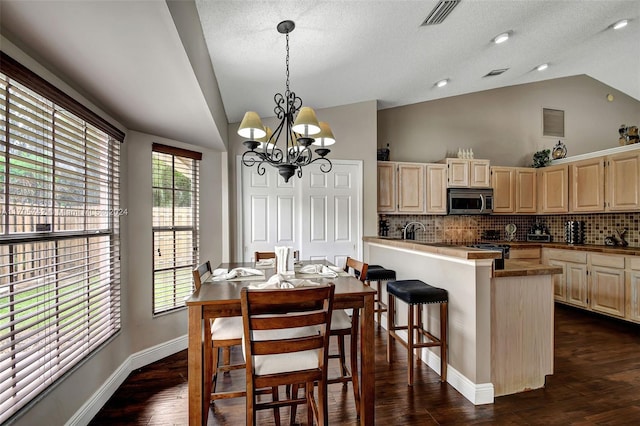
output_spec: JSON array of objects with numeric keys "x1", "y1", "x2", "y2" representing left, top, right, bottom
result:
[{"x1": 238, "y1": 158, "x2": 362, "y2": 265}]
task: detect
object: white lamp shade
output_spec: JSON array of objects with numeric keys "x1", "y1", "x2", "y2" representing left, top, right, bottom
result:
[
  {"x1": 257, "y1": 126, "x2": 275, "y2": 150},
  {"x1": 292, "y1": 107, "x2": 321, "y2": 136},
  {"x1": 311, "y1": 122, "x2": 336, "y2": 146},
  {"x1": 237, "y1": 111, "x2": 266, "y2": 139}
]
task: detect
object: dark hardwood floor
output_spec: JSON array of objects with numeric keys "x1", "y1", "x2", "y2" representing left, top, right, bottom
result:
[{"x1": 90, "y1": 304, "x2": 640, "y2": 425}]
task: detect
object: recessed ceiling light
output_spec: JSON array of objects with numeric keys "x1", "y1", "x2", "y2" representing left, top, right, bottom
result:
[
  {"x1": 613, "y1": 19, "x2": 628, "y2": 30},
  {"x1": 537, "y1": 63, "x2": 549, "y2": 71},
  {"x1": 436, "y1": 79, "x2": 449, "y2": 88},
  {"x1": 492, "y1": 31, "x2": 511, "y2": 44}
]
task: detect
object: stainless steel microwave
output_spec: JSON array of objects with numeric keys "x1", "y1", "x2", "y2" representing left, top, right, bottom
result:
[{"x1": 447, "y1": 188, "x2": 493, "y2": 215}]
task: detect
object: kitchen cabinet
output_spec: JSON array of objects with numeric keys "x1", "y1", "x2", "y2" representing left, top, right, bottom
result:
[
  {"x1": 543, "y1": 248, "x2": 634, "y2": 321},
  {"x1": 537, "y1": 164, "x2": 569, "y2": 213},
  {"x1": 397, "y1": 162, "x2": 425, "y2": 213},
  {"x1": 491, "y1": 167, "x2": 536, "y2": 214},
  {"x1": 606, "y1": 150, "x2": 640, "y2": 211},
  {"x1": 377, "y1": 162, "x2": 396, "y2": 212},
  {"x1": 553, "y1": 146, "x2": 639, "y2": 213},
  {"x1": 425, "y1": 163, "x2": 447, "y2": 214},
  {"x1": 490, "y1": 167, "x2": 514, "y2": 213},
  {"x1": 445, "y1": 158, "x2": 490, "y2": 188},
  {"x1": 570, "y1": 158, "x2": 605, "y2": 212},
  {"x1": 377, "y1": 161, "x2": 447, "y2": 214},
  {"x1": 509, "y1": 246, "x2": 541, "y2": 261},
  {"x1": 627, "y1": 257, "x2": 640, "y2": 323},
  {"x1": 542, "y1": 249, "x2": 588, "y2": 307},
  {"x1": 589, "y1": 254, "x2": 625, "y2": 318}
]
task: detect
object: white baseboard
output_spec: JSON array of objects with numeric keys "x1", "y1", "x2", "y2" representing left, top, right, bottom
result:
[
  {"x1": 388, "y1": 326, "x2": 495, "y2": 405},
  {"x1": 66, "y1": 335, "x2": 188, "y2": 426}
]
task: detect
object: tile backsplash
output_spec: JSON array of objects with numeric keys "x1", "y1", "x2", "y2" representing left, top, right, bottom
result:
[{"x1": 380, "y1": 213, "x2": 640, "y2": 247}]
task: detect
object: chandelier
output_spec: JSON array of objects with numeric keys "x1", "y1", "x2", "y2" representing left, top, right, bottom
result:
[{"x1": 237, "y1": 20, "x2": 335, "y2": 183}]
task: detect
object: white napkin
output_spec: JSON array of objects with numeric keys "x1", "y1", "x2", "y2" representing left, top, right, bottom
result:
[
  {"x1": 298, "y1": 264, "x2": 338, "y2": 277},
  {"x1": 275, "y1": 246, "x2": 290, "y2": 274},
  {"x1": 247, "y1": 273, "x2": 320, "y2": 289},
  {"x1": 212, "y1": 267, "x2": 264, "y2": 281},
  {"x1": 256, "y1": 258, "x2": 275, "y2": 267}
]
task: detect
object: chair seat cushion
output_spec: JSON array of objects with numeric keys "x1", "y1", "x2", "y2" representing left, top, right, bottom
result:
[
  {"x1": 330, "y1": 309, "x2": 352, "y2": 331},
  {"x1": 211, "y1": 316, "x2": 243, "y2": 340},
  {"x1": 365, "y1": 265, "x2": 397, "y2": 281},
  {"x1": 243, "y1": 327, "x2": 321, "y2": 376},
  {"x1": 387, "y1": 280, "x2": 448, "y2": 305}
]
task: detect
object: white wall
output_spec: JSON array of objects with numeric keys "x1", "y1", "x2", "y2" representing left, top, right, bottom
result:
[{"x1": 378, "y1": 75, "x2": 640, "y2": 167}]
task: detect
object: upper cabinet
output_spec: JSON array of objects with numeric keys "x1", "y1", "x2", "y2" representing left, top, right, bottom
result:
[
  {"x1": 377, "y1": 161, "x2": 447, "y2": 214},
  {"x1": 491, "y1": 166, "x2": 536, "y2": 214},
  {"x1": 445, "y1": 158, "x2": 490, "y2": 188},
  {"x1": 425, "y1": 164, "x2": 448, "y2": 214},
  {"x1": 570, "y1": 158, "x2": 605, "y2": 212},
  {"x1": 565, "y1": 148, "x2": 640, "y2": 213},
  {"x1": 538, "y1": 164, "x2": 569, "y2": 213},
  {"x1": 397, "y1": 162, "x2": 425, "y2": 213},
  {"x1": 377, "y1": 162, "x2": 396, "y2": 213},
  {"x1": 606, "y1": 150, "x2": 640, "y2": 211}
]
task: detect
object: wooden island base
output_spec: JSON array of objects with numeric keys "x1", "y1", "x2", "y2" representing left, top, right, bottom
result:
[{"x1": 364, "y1": 237, "x2": 561, "y2": 404}]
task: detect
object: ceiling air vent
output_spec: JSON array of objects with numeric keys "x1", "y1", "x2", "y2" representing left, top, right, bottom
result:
[
  {"x1": 484, "y1": 68, "x2": 509, "y2": 77},
  {"x1": 421, "y1": 0, "x2": 461, "y2": 26}
]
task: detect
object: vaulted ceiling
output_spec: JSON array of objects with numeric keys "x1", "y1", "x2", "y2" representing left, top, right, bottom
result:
[{"x1": 1, "y1": 0, "x2": 638, "y2": 151}]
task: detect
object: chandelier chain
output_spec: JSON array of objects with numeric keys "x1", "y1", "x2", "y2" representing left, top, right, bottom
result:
[{"x1": 285, "y1": 32, "x2": 290, "y2": 93}]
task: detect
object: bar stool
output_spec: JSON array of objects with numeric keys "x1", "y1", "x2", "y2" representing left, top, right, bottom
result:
[
  {"x1": 386, "y1": 279, "x2": 448, "y2": 385},
  {"x1": 362, "y1": 265, "x2": 396, "y2": 327}
]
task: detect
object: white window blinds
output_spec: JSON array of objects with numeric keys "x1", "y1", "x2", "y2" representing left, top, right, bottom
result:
[
  {"x1": 0, "y1": 62, "x2": 121, "y2": 422},
  {"x1": 152, "y1": 143, "x2": 200, "y2": 314}
]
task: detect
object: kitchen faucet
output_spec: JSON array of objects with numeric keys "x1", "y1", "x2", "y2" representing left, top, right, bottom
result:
[{"x1": 403, "y1": 221, "x2": 426, "y2": 240}]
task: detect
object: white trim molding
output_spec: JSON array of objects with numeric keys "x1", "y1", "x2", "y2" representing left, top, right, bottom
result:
[{"x1": 65, "y1": 335, "x2": 188, "y2": 426}]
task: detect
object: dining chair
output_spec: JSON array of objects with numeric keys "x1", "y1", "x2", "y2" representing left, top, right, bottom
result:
[
  {"x1": 254, "y1": 250, "x2": 300, "y2": 265},
  {"x1": 327, "y1": 257, "x2": 368, "y2": 416},
  {"x1": 241, "y1": 284, "x2": 335, "y2": 426},
  {"x1": 192, "y1": 261, "x2": 246, "y2": 403}
]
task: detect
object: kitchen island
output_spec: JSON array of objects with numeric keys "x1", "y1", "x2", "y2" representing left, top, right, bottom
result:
[{"x1": 363, "y1": 237, "x2": 562, "y2": 404}]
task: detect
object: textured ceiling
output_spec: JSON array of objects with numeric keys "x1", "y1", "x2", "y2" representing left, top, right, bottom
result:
[
  {"x1": 0, "y1": 0, "x2": 638, "y2": 150},
  {"x1": 197, "y1": 0, "x2": 640, "y2": 123}
]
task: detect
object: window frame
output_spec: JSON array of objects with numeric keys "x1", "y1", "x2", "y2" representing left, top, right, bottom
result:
[
  {"x1": 151, "y1": 143, "x2": 201, "y2": 315},
  {"x1": 0, "y1": 53, "x2": 122, "y2": 423}
]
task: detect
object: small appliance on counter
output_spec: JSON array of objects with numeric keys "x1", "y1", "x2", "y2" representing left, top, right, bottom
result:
[
  {"x1": 505, "y1": 223, "x2": 517, "y2": 241},
  {"x1": 527, "y1": 221, "x2": 552, "y2": 242},
  {"x1": 565, "y1": 221, "x2": 585, "y2": 245},
  {"x1": 467, "y1": 243, "x2": 510, "y2": 270}
]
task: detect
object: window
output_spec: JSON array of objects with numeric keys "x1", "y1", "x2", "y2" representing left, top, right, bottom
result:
[
  {"x1": 152, "y1": 144, "x2": 200, "y2": 315},
  {"x1": 0, "y1": 54, "x2": 123, "y2": 423}
]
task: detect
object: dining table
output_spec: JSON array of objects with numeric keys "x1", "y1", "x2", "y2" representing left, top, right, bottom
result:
[{"x1": 185, "y1": 260, "x2": 377, "y2": 425}]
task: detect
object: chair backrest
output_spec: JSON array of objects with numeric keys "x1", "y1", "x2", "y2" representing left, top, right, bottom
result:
[
  {"x1": 255, "y1": 250, "x2": 300, "y2": 269},
  {"x1": 240, "y1": 284, "x2": 335, "y2": 380},
  {"x1": 344, "y1": 257, "x2": 368, "y2": 283},
  {"x1": 192, "y1": 260, "x2": 212, "y2": 291}
]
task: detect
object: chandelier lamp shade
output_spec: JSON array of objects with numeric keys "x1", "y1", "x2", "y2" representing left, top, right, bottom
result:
[{"x1": 237, "y1": 20, "x2": 335, "y2": 182}]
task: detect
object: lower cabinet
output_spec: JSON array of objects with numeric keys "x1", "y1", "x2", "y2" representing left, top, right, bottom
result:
[
  {"x1": 628, "y1": 257, "x2": 640, "y2": 323},
  {"x1": 590, "y1": 254, "x2": 625, "y2": 318},
  {"x1": 543, "y1": 249, "x2": 633, "y2": 322}
]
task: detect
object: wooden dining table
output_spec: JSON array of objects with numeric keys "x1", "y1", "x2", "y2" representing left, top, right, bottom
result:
[{"x1": 185, "y1": 261, "x2": 377, "y2": 425}]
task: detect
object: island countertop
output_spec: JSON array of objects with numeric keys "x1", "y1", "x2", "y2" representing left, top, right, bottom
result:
[{"x1": 364, "y1": 237, "x2": 562, "y2": 277}]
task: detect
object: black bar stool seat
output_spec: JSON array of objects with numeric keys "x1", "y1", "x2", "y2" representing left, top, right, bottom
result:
[
  {"x1": 358, "y1": 265, "x2": 396, "y2": 327},
  {"x1": 386, "y1": 279, "x2": 448, "y2": 386}
]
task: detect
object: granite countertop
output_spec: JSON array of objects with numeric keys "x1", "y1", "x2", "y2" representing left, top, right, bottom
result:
[
  {"x1": 363, "y1": 236, "x2": 502, "y2": 260},
  {"x1": 488, "y1": 241, "x2": 640, "y2": 256}
]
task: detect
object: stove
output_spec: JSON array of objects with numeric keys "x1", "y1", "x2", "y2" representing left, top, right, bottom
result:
[{"x1": 467, "y1": 243, "x2": 510, "y2": 269}]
